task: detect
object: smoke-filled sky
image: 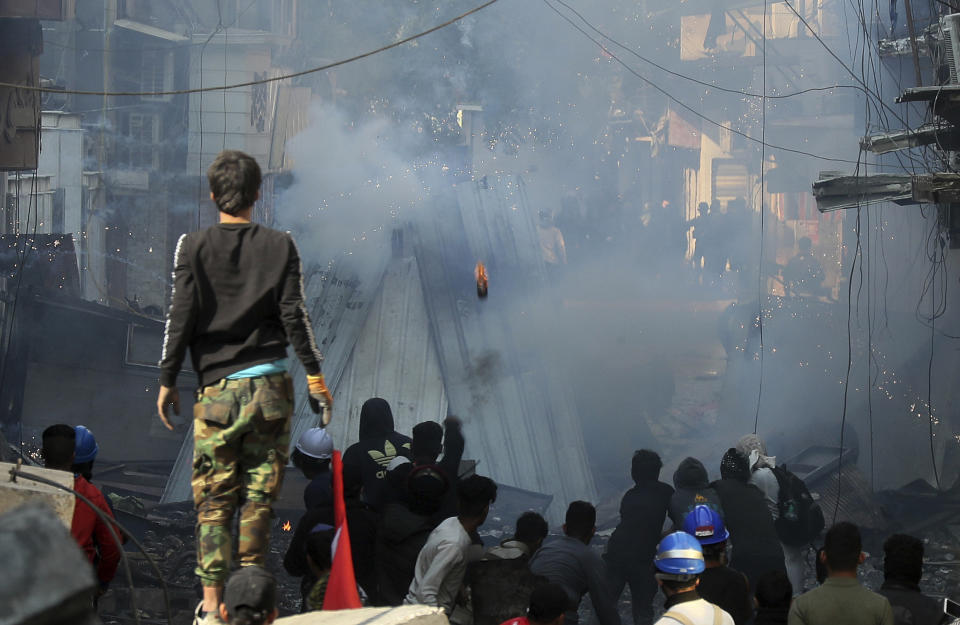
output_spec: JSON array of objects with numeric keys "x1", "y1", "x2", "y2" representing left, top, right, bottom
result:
[
  {"x1": 29, "y1": 0, "x2": 960, "y2": 497},
  {"x1": 268, "y1": 0, "x2": 960, "y2": 495}
]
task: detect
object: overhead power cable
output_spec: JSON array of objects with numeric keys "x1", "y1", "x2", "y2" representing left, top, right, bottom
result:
[
  {"x1": 0, "y1": 0, "x2": 501, "y2": 97},
  {"x1": 10, "y1": 465, "x2": 175, "y2": 625},
  {"x1": 549, "y1": 0, "x2": 867, "y2": 101},
  {"x1": 755, "y1": 0, "x2": 768, "y2": 435},
  {"x1": 542, "y1": 0, "x2": 875, "y2": 165}
]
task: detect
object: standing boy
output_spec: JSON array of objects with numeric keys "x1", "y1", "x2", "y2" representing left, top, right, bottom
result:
[{"x1": 157, "y1": 150, "x2": 332, "y2": 624}]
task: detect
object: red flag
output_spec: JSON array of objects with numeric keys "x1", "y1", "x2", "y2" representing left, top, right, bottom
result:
[{"x1": 322, "y1": 450, "x2": 363, "y2": 610}]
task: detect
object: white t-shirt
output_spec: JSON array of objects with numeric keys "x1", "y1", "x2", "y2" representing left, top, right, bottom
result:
[{"x1": 404, "y1": 517, "x2": 472, "y2": 613}]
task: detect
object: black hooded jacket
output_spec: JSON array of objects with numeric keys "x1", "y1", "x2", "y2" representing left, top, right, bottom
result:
[
  {"x1": 375, "y1": 501, "x2": 440, "y2": 606},
  {"x1": 711, "y1": 477, "x2": 784, "y2": 587},
  {"x1": 711, "y1": 448, "x2": 785, "y2": 588},
  {"x1": 342, "y1": 398, "x2": 412, "y2": 510},
  {"x1": 668, "y1": 457, "x2": 724, "y2": 527}
]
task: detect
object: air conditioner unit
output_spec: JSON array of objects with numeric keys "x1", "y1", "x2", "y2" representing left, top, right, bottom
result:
[{"x1": 942, "y1": 13, "x2": 960, "y2": 83}]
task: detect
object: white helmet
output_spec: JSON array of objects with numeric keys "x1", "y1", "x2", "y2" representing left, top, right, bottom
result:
[{"x1": 295, "y1": 427, "x2": 334, "y2": 460}]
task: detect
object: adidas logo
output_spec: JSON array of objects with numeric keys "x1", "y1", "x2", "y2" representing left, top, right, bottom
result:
[
  {"x1": 369, "y1": 441, "x2": 404, "y2": 479},
  {"x1": 369, "y1": 440, "x2": 399, "y2": 467}
]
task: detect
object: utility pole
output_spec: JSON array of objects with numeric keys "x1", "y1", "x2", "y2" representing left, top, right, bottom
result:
[
  {"x1": 98, "y1": 1, "x2": 116, "y2": 168},
  {"x1": 902, "y1": 0, "x2": 924, "y2": 87}
]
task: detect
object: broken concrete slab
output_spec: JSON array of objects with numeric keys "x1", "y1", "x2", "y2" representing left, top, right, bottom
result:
[
  {"x1": 276, "y1": 605, "x2": 447, "y2": 625},
  {"x1": 0, "y1": 502, "x2": 100, "y2": 625},
  {"x1": 0, "y1": 461, "x2": 75, "y2": 527}
]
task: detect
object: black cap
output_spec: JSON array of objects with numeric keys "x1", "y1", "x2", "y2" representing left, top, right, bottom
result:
[{"x1": 223, "y1": 566, "x2": 276, "y2": 617}]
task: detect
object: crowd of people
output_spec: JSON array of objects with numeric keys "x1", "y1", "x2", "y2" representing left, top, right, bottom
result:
[
  {"x1": 36, "y1": 418, "x2": 952, "y2": 625},
  {"x1": 594, "y1": 439, "x2": 948, "y2": 625},
  {"x1": 82, "y1": 148, "x2": 941, "y2": 625}
]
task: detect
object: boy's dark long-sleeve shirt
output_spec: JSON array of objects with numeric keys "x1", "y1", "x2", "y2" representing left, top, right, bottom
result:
[{"x1": 159, "y1": 222, "x2": 323, "y2": 388}]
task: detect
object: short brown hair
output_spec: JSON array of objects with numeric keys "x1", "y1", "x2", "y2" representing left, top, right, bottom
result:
[{"x1": 207, "y1": 150, "x2": 262, "y2": 215}]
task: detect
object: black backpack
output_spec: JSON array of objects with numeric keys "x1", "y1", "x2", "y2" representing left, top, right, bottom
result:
[{"x1": 771, "y1": 464, "x2": 825, "y2": 546}]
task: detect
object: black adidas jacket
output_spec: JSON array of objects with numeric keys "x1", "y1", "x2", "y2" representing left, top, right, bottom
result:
[
  {"x1": 343, "y1": 398, "x2": 412, "y2": 510},
  {"x1": 159, "y1": 222, "x2": 323, "y2": 388}
]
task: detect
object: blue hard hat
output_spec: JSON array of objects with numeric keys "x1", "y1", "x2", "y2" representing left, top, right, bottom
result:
[
  {"x1": 683, "y1": 504, "x2": 729, "y2": 545},
  {"x1": 74, "y1": 425, "x2": 99, "y2": 464},
  {"x1": 654, "y1": 531, "x2": 705, "y2": 575}
]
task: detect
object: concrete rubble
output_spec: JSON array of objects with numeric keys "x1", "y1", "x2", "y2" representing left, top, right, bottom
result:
[
  {"x1": 0, "y1": 461, "x2": 75, "y2": 527},
  {"x1": 0, "y1": 503, "x2": 99, "y2": 625}
]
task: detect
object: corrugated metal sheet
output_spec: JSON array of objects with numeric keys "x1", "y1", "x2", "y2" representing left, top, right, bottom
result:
[
  {"x1": 413, "y1": 174, "x2": 597, "y2": 521},
  {"x1": 810, "y1": 465, "x2": 886, "y2": 531},
  {"x1": 161, "y1": 176, "x2": 598, "y2": 516},
  {"x1": 325, "y1": 255, "x2": 448, "y2": 446}
]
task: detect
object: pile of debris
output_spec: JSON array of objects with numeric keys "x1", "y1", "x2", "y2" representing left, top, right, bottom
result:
[{"x1": 96, "y1": 504, "x2": 303, "y2": 624}]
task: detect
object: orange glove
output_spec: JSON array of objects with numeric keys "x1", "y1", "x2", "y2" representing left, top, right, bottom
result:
[{"x1": 307, "y1": 373, "x2": 333, "y2": 425}]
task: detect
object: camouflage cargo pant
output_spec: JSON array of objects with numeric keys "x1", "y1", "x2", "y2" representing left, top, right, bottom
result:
[{"x1": 191, "y1": 373, "x2": 293, "y2": 585}]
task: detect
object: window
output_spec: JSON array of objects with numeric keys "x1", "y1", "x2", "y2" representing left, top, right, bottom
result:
[
  {"x1": 273, "y1": 0, "x2": 296, "y2": 37},
  {"x1": 119, "y1": 113, "x2": 160, "y2": 169},
  {"x1": 4, "y1": 175, "x2": 54, "y2": 234},
  {"x1": 140, "y1": 49, "x2": 174, "y2": 102}
]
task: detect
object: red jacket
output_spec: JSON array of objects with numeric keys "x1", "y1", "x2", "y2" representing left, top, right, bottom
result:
[{"x1": 71, "y1": 475, "x2": 121, "y2": 584}]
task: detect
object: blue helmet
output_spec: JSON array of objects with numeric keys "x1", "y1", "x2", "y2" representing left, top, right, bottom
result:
[
  {"x1": 683, "y1": 504, "x2": 729, "y2": 545},
  {"x1": 654, "y1": 531, "x2": 705, "y2": 576},
  {"x1": 74, "y1": 425, "x2": 99, "y2": 464}
]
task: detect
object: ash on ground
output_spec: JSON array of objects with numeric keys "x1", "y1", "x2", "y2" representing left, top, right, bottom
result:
[{"x1": 98, "y1": 512, "x2": 302, "y2": 625}]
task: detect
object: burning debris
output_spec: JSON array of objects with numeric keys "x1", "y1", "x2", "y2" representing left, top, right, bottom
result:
[{"x1": 476, "y1": 261, "x2": 489, "y2": 298}]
